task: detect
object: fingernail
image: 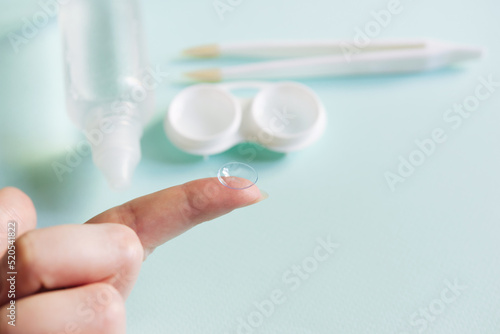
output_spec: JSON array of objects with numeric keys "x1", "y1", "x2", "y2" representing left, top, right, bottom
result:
[{"x1": 255, "y1": 190, "x2": 269, "y2": 203}]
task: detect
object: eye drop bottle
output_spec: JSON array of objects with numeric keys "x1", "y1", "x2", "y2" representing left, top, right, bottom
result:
[{"x1": 59, "y1": 0, "x2": 154, "y2": 190}]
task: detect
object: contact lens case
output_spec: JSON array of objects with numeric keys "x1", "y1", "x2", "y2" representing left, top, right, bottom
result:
[{"x1": 164, "y1": 81, "x2": 327, "y2": 156}]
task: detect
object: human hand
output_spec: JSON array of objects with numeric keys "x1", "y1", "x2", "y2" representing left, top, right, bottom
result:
[{"x1": 0, "y1": 178, "x2": 265, "y2": 333}]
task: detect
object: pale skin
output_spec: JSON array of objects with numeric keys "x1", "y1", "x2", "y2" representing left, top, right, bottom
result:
[{"x1": 0, "y1": 178, "x2": 265, "y2": 333}]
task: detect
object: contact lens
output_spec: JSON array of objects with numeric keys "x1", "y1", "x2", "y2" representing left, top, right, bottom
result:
[{"x1": 217, "y1": 162, "x2": 258, "y2": 190}]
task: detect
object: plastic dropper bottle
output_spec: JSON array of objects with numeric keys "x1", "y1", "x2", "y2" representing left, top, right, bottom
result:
[{"x1": 59, "y1": 0, "x2": 154, "y2": 190}]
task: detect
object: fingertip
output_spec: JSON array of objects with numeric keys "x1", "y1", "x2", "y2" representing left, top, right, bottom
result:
[
  {"x1": 249, "y1": 188, "x2": 269, "y2": 205},
  {"x1": 184, "y1": 177, "x2": 263, "y2": 212},
  {"x1": 0, "y1": 186, "x2": 37, "y2": 235}
]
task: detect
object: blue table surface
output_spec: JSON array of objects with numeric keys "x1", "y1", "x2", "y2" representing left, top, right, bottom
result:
[{"x1": 1, "y1": 0, "x2": 500, "y2": 333}]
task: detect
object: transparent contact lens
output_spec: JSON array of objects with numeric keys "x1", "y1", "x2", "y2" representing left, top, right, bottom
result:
[{"x1": 218, "y1": 162, "x2": 258, "y2": 190}]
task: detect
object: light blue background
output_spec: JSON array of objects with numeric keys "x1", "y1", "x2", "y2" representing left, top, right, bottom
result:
[{"x1": 1, "y1": 0, "x2": 499, "y2": 333}]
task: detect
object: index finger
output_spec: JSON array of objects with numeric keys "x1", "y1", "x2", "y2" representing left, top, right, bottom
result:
[{"x1": 85, "y1": 177, "x2": 266, "y2": 257}]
